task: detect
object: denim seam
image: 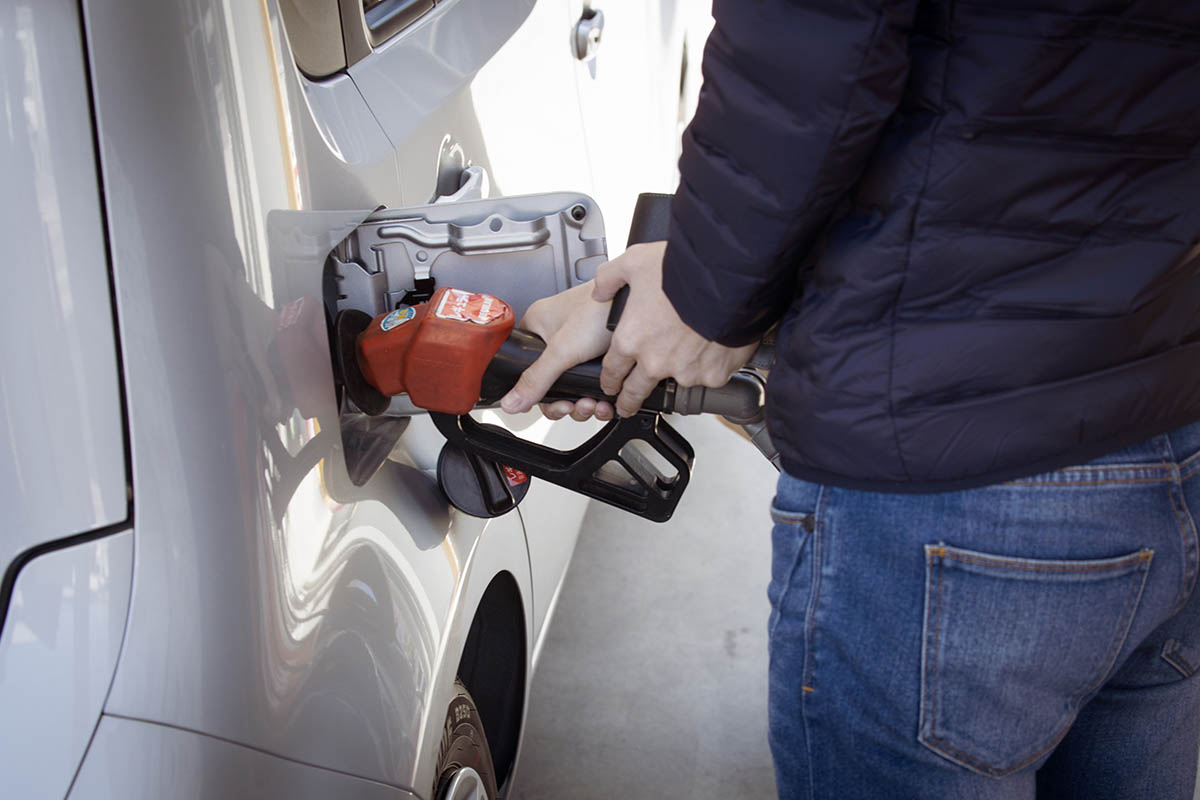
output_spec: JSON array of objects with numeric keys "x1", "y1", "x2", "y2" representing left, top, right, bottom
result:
[
  {"x1": 938, "y1": 549, "x2": 1153, "y2": 574},
  {"x1": 1005, "y1": 475, "x2": 1175, "y2": 487},
  {"x1": 1167, "y1": 485, "x2": 1199, "y2": 616},
  {"x1": 768, "y1": 529, "x2": 813, "y2": 642},
  {"x1": 1175, "y1": 459, "x2": 1200, "y2": 609},
  {"x1": 801, "y1": 487, "x2": 831, "y2": 693},
  {"x1": 1037, "y1": 463, "x2": 1175, "y2": 475},
  {"x1": 1162, "y1": 640, "x2": 1196, "y2": 678},
  {"x1": 1158, "y1": 431, "x2": 1200, "y2": 616},
  {"x1": 801, "y1": 486, "x2": 829, "y2": 800},
  {"x1": 924, "y1": 547, "x2": 946, "y2": 758},
  {"x1": 920, "y1": 549, "x2": 1154, "y2": 777}
]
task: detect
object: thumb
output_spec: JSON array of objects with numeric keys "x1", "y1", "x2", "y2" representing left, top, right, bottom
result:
[
  {"x1": 500, "y1": 350, "x2": 568, "y2": 414},
  {"x1": 591, "y1": 259, "x2": 629, "y2": 303}
]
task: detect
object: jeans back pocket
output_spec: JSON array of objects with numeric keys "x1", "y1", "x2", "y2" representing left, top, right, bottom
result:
[{"x1": 919, "y1": 544, "x2": 1154, "y2": 777}]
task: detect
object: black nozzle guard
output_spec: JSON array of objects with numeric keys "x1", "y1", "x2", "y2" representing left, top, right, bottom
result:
[
  {"x1": 432, "y1": 410, "x2": 693, "y2": 523},
  {"x1": 333, "y1": 309, "x2": 390, "y2": 416}
]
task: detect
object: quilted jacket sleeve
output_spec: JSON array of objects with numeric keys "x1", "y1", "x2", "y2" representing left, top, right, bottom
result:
[{"x1": 663, "y1": 0, "x2": 919, "y2": 346}]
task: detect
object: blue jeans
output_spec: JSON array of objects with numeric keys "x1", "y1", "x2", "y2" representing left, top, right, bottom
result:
[{"x1": 768, "y1": 421, "x2": 1200, "y2": 799}]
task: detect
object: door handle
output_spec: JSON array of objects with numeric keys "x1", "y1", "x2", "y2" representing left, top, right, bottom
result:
[{"x1": 573, "y1": 7, "x2": 604, "y2": 62}]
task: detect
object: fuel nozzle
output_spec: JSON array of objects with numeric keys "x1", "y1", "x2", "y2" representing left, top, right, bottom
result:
[
  {"x1": 332, "y1": 287, "x2": 770, "y2": 523},
  {"x1": 329, "y1": 192, "x2": 776, "y2": 523}
]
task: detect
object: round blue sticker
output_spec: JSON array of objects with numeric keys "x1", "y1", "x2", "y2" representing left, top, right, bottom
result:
[{"x1": 380, "y1": 306, "x2": 416, "y2": 331}]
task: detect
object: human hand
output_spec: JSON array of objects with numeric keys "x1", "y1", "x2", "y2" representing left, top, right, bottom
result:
[
  {"x1": 498, "y1": 281, "x2": 616, "y2": 421},
  {"x1": 592, "y1": 242, "x2": 758, "y2": 418}
]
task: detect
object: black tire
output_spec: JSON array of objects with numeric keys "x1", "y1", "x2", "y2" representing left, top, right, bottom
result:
[{"x1": 433, "y1": 679, "x2": 499, "y2": 800}]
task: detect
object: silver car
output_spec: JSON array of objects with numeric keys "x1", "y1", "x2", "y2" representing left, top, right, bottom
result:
[{"x1": 0, "y1": 1, "x2": 700, "y2": 797}]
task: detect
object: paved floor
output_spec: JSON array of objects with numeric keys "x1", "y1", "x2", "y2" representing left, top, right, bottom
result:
[{"x1": 512, "y1": 415, "x2": 779, "y2": 799}]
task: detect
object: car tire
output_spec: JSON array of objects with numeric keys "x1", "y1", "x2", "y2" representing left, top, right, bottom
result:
[{"x1": 433, "y1": 679, "x2": 499, "y2": 800}]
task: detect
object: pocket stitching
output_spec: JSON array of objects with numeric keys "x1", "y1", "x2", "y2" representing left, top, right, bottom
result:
[
  {"x1": 1004, "y1": 475, "x2": 1173, "y2": 488},
  {"x1": 920, "y1": 546, "x2": 1154, "y2": 777},
  {"x1": 933, "y1": 546, "x2": 1154, "y2": 574}
]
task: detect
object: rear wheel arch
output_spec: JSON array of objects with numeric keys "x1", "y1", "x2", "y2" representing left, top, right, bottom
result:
[{"x1": 455, "y1": 570, "x2": 527, "y2": 791}]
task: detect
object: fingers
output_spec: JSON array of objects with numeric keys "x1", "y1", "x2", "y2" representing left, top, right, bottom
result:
[
  {"x1": 538, "y1": 398, "x2": 613, "y2": 422},
  {"x1": 540, "y1": 400, "x2": 574, "y2": 420},
  {"x1": 570, "y1": 397, "x2": 598, "y2": 422},
  {"x1": 615, "y1": 364, "x2": 660, "y2": 418},
  {"x1": 600, "y1": 346, "x2": 635, "y2": 396},
  {"x1": 500, "y1": 348, "x2": 569, "y2": 414},
  {"x1": 591, "y1": 258, "x2": 629, "y2": 303}
]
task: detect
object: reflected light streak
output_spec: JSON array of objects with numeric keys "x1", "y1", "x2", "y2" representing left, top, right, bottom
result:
[
  {"x1": 258, "y1": 0, "x2": 303, "y2": 211},
  {"x1": 15, "y1": 6, "x2": 111, "y2": 521}
]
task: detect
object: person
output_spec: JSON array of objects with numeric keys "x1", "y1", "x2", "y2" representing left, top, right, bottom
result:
[{"x1": 499, "y1": 1, "x2": 1200, "y2": 797}]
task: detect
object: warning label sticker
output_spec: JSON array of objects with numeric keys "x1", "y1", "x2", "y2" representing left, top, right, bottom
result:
[
  {"x1": 435, "y1": 289, "x2": 507, "y2": 325},
  {"x1": 501, "y1": 465, "x2": 528, "y2": 487},
  {"x1": 380, "y1": 306, "x2": 416, "y2": 331}
]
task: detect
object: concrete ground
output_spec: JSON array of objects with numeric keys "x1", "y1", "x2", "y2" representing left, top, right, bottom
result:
[{"x1": 512, "y1": 415, "x2": 779, "y2": 799}]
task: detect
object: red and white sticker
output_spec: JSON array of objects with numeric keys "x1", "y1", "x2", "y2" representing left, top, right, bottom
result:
[
  {"x1": 435, "y1": 289, "x2": 507, "y2": 325},
  {"x1": 501, "y1": 465, "x2": 528, "y2": 487}
]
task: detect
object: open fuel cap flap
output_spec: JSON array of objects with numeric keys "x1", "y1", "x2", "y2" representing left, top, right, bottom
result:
[
  {"x1": 326, "y1": 188, "x2": 608, "y2": 483},
  {"x1": 330, "y1": 191, "x2": 607, "y2": 330}
]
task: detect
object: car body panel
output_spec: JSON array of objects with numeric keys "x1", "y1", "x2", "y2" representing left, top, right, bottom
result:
[
  {"x1": 294, "y1": 69, "x2": 395, "y2": 167},
  {"x1": 82, "y1": 0, "x2": 506, "y2": 787},
  {"x1": 0, "y1": 531, "x2": 133, "y2": 800},
  {"x1": 348, "y1": 0, "x2": 536, "y2": 153},
  {"x1": 0, "y1": 0, "x2": 128, "y2": 577},
  {"x1": 570, "y1": 0, "x2": 686, "y2": 250},
  {"x1": 69, "y1": 715, "x2": 419, "y2": 800},
  {"x1": 453, "y1": 1, "x2": 595, "y2": 204},
  {"x1": 0, "y1": 0, "x2": 689, "y2": 795}
]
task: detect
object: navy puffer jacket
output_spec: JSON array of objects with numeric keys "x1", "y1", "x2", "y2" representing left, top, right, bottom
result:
[{"x1": 663, "y1": 0, "x2": 1200, "y2": 491}]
